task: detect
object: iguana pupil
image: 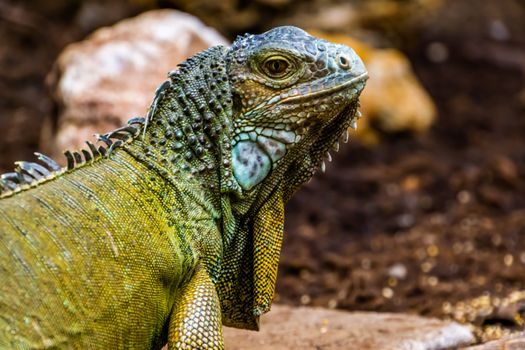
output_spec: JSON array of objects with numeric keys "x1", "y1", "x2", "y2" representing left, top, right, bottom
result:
[{"x1": 263, "y1": 57, "x2": 290, "y2": 77}]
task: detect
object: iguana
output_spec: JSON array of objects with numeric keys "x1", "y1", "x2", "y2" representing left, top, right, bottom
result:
[{"x1": 0, "y1": 26, "x2": 367, "y2": 349}]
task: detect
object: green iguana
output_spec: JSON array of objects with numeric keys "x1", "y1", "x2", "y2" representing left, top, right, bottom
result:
[{"x1": 0, "y1": 26, "x2": 367, "y2": 349}]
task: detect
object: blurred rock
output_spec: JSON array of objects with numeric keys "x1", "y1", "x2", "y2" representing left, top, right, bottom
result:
[
  {"x1": 223, "y1": 304, "x2": 473, "y2": 349},
  {"x1": 312, "y1": 32, "x2": 437, "y2": 145},
  {"x1": 463, "y1": 332, "x2": 525, "y2": 350},
  {"x1": 388, "y1": 263, "x2": 408, "y2": 280},
  {"x1": 442, "y1": 291, "x2": 525, "y2": 344},
  {"x1": 44, "y1": 9, "x2": 227, "y2": 158}
]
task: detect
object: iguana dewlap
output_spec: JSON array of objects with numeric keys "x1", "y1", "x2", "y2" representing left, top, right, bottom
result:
[{"x1": 0, "y1": 26, "x2": 367, "y2": 349}]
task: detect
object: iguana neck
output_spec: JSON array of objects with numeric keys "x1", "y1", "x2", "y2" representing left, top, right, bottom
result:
[{"x1": 124, "y1": 46, "x2": 239, "y2": 204}]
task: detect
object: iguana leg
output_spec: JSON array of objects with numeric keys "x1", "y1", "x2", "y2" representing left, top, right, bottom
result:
[{"x1": 168, "y1": 265, "x2": 223, "y2": 350}]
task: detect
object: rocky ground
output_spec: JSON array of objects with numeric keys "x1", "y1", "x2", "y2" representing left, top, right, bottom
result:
[{"x1": 1, "y1": 0, "x2": 524, "y2": 346}]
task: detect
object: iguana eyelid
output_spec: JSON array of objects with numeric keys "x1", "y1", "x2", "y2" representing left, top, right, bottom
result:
[
  {"x1": 250, "y1": 50, "x2": 304, "y2": 87},
  {"x1": 261, "y1": 55, "x2": 293, "y2": 79}
]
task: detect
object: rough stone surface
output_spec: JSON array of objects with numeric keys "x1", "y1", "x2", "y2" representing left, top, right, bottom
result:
[
  {"x1": 44, "y1": 9, "x2": 227, "y2": 158},
  {"x1": 462, "y1": 333, "x2": 525, "y2": 350},
  {"x1": 223, "y1": 305, "x2": 474, "y2": 350}
]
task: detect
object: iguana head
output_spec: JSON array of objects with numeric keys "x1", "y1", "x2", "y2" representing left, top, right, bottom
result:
[
  {"x1": 226, "y1": 26, "x2": 367, "y2": 193},
  {"x1": 218, "y1": 26, "x2": 367, "y2": 329}
]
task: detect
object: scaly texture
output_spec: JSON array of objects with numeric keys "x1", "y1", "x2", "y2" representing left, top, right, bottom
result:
[{"x1": 0, "y1": 26, "x2": 367, "y2": 349}]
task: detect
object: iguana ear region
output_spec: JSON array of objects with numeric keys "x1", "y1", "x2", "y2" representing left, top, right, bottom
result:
[
  {"x1": 232, "y1": 141, "x2": 271, "y2": 191},
  {"x1": 231, "y1": 128, "x2": 295, "y2": 191}
]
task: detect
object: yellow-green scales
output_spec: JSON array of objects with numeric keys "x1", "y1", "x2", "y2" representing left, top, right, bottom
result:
[{"x1": 0, "y1": 27, "x2": 367, "y2": 349}]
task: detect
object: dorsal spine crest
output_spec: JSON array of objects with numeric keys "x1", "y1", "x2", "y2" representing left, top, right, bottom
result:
[{"x1": 0, "y1": 117, "x2": 144, "y2": 198}]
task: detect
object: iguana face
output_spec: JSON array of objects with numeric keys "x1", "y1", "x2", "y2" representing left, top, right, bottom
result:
[{"x1": 226, "y1": 26, "x2": 368, "y2": 191}]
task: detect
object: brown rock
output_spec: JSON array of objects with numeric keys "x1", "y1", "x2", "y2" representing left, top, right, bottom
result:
[
  {"x1": 224, "y1": 304, "x2": 474, "y2": 350},
  {"x1": 44, "y1": 9, "x2": 227, "y2": 159},
  {"x1": 462, "y1": 333, "x2": 525, "y2": 350},
  {"x1": 359, "y1": 49, "x2": 437, "y2": 133}
]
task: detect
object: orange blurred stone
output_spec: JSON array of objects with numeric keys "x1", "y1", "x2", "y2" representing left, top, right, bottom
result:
[{"x1": 402, "y1": 175, "x2": 421, "y2": 191}]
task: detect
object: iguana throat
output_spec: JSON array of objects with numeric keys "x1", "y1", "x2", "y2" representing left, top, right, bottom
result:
[{"x1": 231, "y1": 128, "x2": 296, "y2": 191}]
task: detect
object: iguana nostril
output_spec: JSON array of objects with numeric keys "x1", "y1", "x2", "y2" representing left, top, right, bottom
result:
[{"x1": 338, "y1": 54, "x2": 351, "y2": 69}]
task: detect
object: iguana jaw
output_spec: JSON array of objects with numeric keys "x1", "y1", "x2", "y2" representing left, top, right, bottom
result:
[
  {"x1": 262, "y1": 71, "x2": 369, "y2": 106},
  {"x1": 230, "y1": 71, "x2": 367, "y2": 192}
]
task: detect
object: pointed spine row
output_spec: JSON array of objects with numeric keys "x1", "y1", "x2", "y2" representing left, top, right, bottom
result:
[
  {"x1": 0, "y1": 154, "x2": 63, "y2": 195},
  {"x1": 317, "y1": 109, "x2": 360, "y2": 174},
  {"x1": 65, "y1": 118, "x2": 143, "y2": 171},
  {"x1": 0, "y1": 117, "x2": 144, "y2": 197}
]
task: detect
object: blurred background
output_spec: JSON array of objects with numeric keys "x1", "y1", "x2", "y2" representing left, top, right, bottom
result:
[{"x1": 0, "y1": 0, "x2": 524, "y2": 342}]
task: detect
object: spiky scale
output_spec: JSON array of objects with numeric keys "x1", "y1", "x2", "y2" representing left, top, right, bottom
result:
[
  {"x1": 86, "y1": 141, "x2": 101, "y2": 158},
  {"x1": 16, "y1": 171, "x2": 33, "y2": 184},
  {"x1": 127, "y1": 116, "x2": 145, "y2": 125},
  {"x1": 35, "y1": 152, "x2": 61, "y2": 171},
  {"x1": 82, "y1": 149, "x2": 93, "y2": 163},
  {"x1": 64, "y1": 150, "x2": 75, "y2": 170},
  {"x1": 1, "y1": 172, "x2": 22, "y2": 183},
  {"x1": 107, "y1": 140, "x2": 123, "y2": 156},
  {"x1": 98, "y1": 146, "x2": 107, "y2": 156},
  {"x1": 343, "y1": 130, "x2": 350, "y2": 143},
  {"x1": 0, "y1": 178, "x2": 16, "y2": 190},
  {"x1": 106, "y1": 132, "x2": 131, "y2": 142},
  {"x1": 15, "y1": 161, "x2": 49, "y2": 179},
  {"x1": 73, "y1": 152, "x2": 83, "y2": 164},
  {"x1": 96, "y1": 134, "x2": 112, "y2": 147},
  {"x1": 108, "y1": 125, "x2": 138, "y2": 139}
]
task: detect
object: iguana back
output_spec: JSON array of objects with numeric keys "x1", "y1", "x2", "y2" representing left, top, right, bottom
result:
[
  {"x1": 0, "y1": 149, "x2": 221, "y2": 348},
  {"x1": 0, "y1": 26, "x2": 367, "y2": 349}
]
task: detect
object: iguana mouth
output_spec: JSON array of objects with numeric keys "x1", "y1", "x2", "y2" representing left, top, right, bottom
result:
[
  {"x1": 278, "y1": 72, "x2": 369, "y2": 104},
  {"x1": 243, "y1": 72, "x2": 368, "y2": 117}
]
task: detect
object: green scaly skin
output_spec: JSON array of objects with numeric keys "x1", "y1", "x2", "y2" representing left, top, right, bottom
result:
[{"x1": 0, "y1": 26, "x2": 367, "y2": 349}]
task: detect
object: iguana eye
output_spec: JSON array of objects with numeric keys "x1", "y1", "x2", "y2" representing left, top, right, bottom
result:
[{"x1": 262, "y1": 56, "x2": 292, "y2": 78}]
